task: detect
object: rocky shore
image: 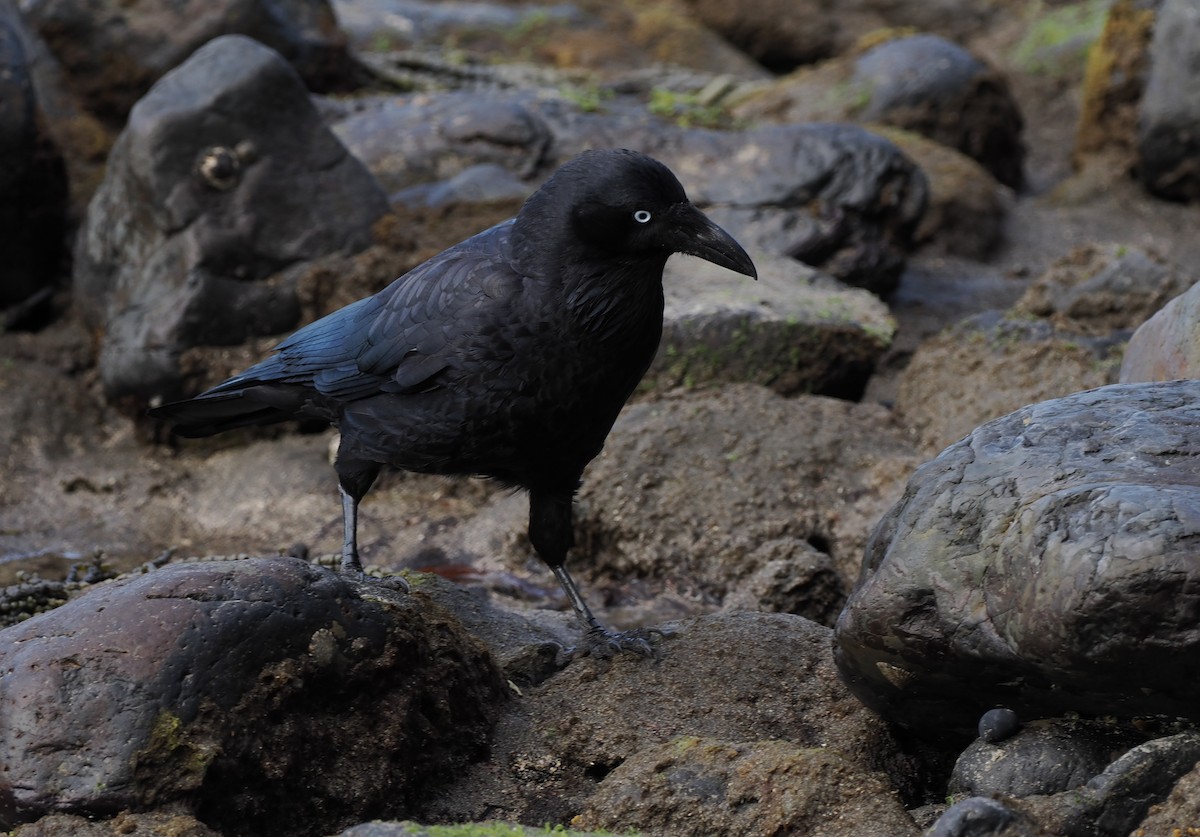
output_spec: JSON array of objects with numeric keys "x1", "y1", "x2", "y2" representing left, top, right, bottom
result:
[{"x1": 4, "y1": 1, "x2": 1200, "y2": 835}]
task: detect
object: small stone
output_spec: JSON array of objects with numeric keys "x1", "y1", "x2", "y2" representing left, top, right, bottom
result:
[{"x1": 979, "y1": 708, "x2": 1021, "y2": 743}]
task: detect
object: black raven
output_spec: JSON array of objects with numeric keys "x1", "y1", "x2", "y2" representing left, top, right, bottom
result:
[{"x1": 150, "y1": 148, "x2": 757, "y2": 653}]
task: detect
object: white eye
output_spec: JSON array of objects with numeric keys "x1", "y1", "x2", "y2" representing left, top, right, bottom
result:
[{"x1": 633, "y1": 210, "x2": 652, "y2": 224}]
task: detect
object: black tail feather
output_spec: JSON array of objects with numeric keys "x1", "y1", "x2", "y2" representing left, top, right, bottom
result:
[{"x1": 148, "y1": 390, "x2": 293, "y2": 438}]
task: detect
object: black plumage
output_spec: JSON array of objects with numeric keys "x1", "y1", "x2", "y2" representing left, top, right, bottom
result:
[{"x1": 150, "y1": 148, "x2": 757, "y2": 652}]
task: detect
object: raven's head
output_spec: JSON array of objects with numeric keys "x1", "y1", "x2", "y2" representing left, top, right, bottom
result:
[{"x1": 515, "y1": 148, "x2": 758, "y2": 281}]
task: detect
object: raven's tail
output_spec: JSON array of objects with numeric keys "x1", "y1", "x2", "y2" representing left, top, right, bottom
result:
[{"x1": 148, "y1": 390, "x2": 293, "y2": 438}]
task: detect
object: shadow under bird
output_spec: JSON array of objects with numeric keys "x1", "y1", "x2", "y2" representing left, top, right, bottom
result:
[{"x1": 150, "y1": 148, "x2": 757, "y2": 654}]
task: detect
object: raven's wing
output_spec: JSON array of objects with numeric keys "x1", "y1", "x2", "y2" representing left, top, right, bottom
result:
[{"x1": 207, "y1": 220, "x2": 523, "y2": 402}]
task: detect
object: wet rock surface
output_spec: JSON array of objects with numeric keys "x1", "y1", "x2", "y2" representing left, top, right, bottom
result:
[
  {"x1": 836, "y1": 380, "x2": 1200, "y2": 732},
  {"x1": 0, "y1": 557, "x2": 506, "y2": 835}
]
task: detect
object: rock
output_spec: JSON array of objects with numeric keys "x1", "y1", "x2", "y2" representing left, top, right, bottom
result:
[
  {"x1": 576, "y1": 384, "x2": 921, "y2": 594},
  {"x1": 651, "y1": 123, "x2": 927, "y2": 295},
  {"x1": 652, "y1": 251, "x2": 895, "y2": 399},
  {"x1": 409, "y1": 572, "x2": 576, "y2": 687},
  {"x1": 20, "y1": 0, "x2": 357, "y2": 123},
  {"x1": 336, "y1": 821, "x2": 606, "y2": 837},
  {"x1": 333, "y1": 92, "x2": 929, "y2": 293},
  {"x1": 927, "y1": 797, "x2": 1047, "y2": 837},
  {"x1": 391, "y1": 163, "x2": 533, "y2": 209},
  {"x1": 1133, "y1": 758, "x2": 1200, "y2": 835},
  {"x1": 835, "y1": 381, "x2": 1200, "y2": 733},
  {"x1": 719, "y1": 540, "x2": 845, "y2": 626},
  {"x1": 72, "y1": 35, "x2": 388, "y2": 405},
  {"x1": 978, "y1": 707, "x2": 1021, "y2": 744},
  {"x1": 683, "y1": 0, "x2": 1010, "y2": 72},
  {"x1": 0, "y1": 556, "x2": 506, "y2": 836},
  {"x1": 420, "y1": 611, "x2": 925, "y2": 825},
  {"x1": 1011, "y1": 243, "x2": 1191, "y2": 335},
  {"x1": 331, "y1": 0, "x2": 582, "y2": 52},
  {"x1": 0, "y1": 2, "x2": 68, "y2": 315},
  {"x1": 1020, "y1": 732, "x2": 1200, "y2": 837},
  {"x1": 733, "y1": 34, "x2": 1025, "y2": 189},
  {"x1": 950, "y1": 719, "x2": 1143, "y2": 798},
  {"x1": 575, "y1": 737, "x2": 919, "y2": 837},
  {"x1": 875, "y1": 127, "x2": 1011, "y2": 259},
  {"x1": 11, "y1": 812, "x2": 219, "y2": 836},
  {"x1": 1120, "y1": 272, "x2": 1200, "y2": 382},
  {"x1": 330, "y1": 92, "x2": 555, "y2": 195},
  {"x1": 682, "y1": 0, "x2": 838, "y2": 71},
  {"x1": 336, "y1": 0, "x2": 763, "y2": 78},
  {"x1": 1138, "y1": 0, "x2": 1200, "y2": 200},
  {"x1": 855, "y1": 35, "x2": 1025, "y2": 188}
]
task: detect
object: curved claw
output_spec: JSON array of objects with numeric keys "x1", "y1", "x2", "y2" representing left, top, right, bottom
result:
[
  {"x1": 577, "y1": 624, "x2": 673, "y2": 659},
  {"x1": 339, "y1": 563, "x2": 411, "y2": 593}
]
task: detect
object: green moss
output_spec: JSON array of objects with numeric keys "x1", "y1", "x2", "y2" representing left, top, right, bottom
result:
[
  {"x1": 647, "y1": 88, "x2": 744, "y2": 130},
  {"x1": 1012, "y1": 0, "x2": 1110, "y2": 75},
  {"x1": 560, "y1": 84, "x2": 614, "y2": 113},
  {"x1": 132, "y1": 710, "x2": 216, "y2": 786}
]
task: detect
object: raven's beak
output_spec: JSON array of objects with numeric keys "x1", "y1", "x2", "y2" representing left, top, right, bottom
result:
[{"x1": 675, "y1": 204, "x2": 758, "y2": 279}]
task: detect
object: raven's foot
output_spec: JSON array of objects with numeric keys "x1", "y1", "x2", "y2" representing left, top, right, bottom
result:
[
  {"x1": 575, "y1": 624, "x2": 674, "y2": 659},
  {"x1": 339, "y1": 559, "x2": 411, "y2": 592}
]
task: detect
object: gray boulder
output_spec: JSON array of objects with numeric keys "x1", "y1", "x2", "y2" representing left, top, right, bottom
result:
[
  {"x1": 0, "y1": 556, "x2": 506, "y2": 836},
  {"x1": 1138, "y1": 0, "x2": 1200, "y2": 200},
  {"x1": 852, "y1": 35, "x2": 1025, "y2": 188},
  {"x1": 653, "y1": 250, "x2": 895, "y2": 399},
  {"x1": 73, "y1": 35, "x2": 388, "y2": 403},
  {"x1": 20, "y1": 0, "x2": 356, "y2": 122},
  {"x1": 1018, "y1": 732, "x2": 1200, "y2": 837},
  {"x1": 949, "y1": 719, "x2": 1143, "y2": 799},
  {"x1": 835, "y1": 381, "x2": 1200, "y2": 732}
]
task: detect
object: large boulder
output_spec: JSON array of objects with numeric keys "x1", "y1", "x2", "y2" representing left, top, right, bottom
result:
[
  {"x1": 19, "y1": 0, "x2": 356, "y2": 123},
  {"x1": 0, "y1": 557, "x2": 506, "y2": 836},
  {"x1": 73, "y1": 35, "x2": 388, "y2": 404},
  {"x1": 852, "y1": 35, "x2": 1024, "y2": 189},
  {"x1": 652, "y1": 251, "x2": 895, "y2": 399},
  {"x1": 836, "y1": 381, "x2": 1200, "y2": 732}
]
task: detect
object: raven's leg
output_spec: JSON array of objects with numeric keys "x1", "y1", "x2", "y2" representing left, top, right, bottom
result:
[
  {"x1": 529, "y1": 489, "x2": 666, "y2": 656},
  {"x1": 334, "y1": 457, "x2": 381, "y2": 574}
]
